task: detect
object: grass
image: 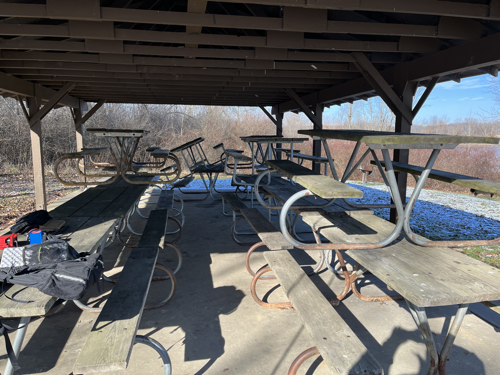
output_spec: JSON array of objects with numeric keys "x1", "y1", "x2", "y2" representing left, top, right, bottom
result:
[{"x1": 459, "y1": 246, "x2": 500, "y2": 268}]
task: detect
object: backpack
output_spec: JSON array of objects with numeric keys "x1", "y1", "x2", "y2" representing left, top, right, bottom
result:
[
  {"x1": 10, "y1": 210, "x2": 52, "y2": 234},
  {"x1": 0, "y1": 239, "x2": 80, "y2": 268},
  {"x1": 0, "y1": 253, "x2": 104, "y2": 301}
]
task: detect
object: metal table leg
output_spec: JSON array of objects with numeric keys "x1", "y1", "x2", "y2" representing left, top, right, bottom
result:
[
  {"x1": 4, "y1": 317, "x2": 30, "y2": 375},
  {"x1": 135, "y1": 336, "x2": 172, "y2": 375},
  {"x1": 406, "y1": 300, "x2": 469, "y2": 375}
]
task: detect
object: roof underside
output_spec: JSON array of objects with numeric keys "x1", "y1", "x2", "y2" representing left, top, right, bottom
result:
[{"x1": 0, "y1": 0, "x2": 500, "y2": 112}]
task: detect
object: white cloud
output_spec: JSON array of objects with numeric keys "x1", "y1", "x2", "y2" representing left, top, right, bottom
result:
[
  {"x1": 437, "y1": 78, "x2": 489, "y2": 90},
  {"x1": 471, "y1": 97, "x2": 484, "y2": 100},
  {"x1": 458, "y1": 97, "x2": 469, "y2": 101}
]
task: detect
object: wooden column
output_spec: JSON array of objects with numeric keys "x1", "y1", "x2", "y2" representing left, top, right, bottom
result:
[
  {"x1": 275, "y1": 112, "x2": 284, "y2": 160},
  {"x1": 390, "y1": 65, "x2": 417, "y2": 223},
  {"x1": 312, "y1": 103, "x2": 324, "y2": 173},
  {"x1": 27, "y1": 97, "x2": 47, "y2": 210},
  {"x1": 73, "y1": 108, "x2": 84, "y2": 151}
]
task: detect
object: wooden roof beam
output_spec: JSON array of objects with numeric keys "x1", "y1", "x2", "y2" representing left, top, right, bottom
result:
[
  {"x1": 0, "y1": 3, "x2": 489, "y2": 38},
  {"x1": 0, "y1": 71, "x2": 83, "y2": 108}
]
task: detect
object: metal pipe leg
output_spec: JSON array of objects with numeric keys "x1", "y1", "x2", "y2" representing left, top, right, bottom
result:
[
  {"x1": 406, "y1": 300, "x2": 439, "y2": 375},
  {"x1": 4, "y1": 317, "x2": 30, "y2": 375},
  {"x1": 134, "y1": 336, "x2": 172, "y2": 375},
  {"x1": 438, "y1": 304, "x2": 469, "y2": 375},
  {"x1": 288, "y1": 347, "x2": 320, "y2": 375}
]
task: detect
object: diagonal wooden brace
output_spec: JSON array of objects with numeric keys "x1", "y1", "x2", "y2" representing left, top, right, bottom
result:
[{"x1": 28, "y1": 82, "x2": 76, "y2": 127}]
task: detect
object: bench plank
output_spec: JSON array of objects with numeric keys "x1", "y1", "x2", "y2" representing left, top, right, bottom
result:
[
  {"x1": 138, "y1": 210, "x2": 168, "y2": 248},
  {"x1": 265, "y1": 251, "x2": 383, "y2": 374},
  {"x1": 372, "y1": 161, "x2": 500, "y2": 195},
  {"x1": 220, "y1": 192, "x2": 247, "y2": 212},
  {"x1": 61, "y1": 147, "x2": 108, "y2": 157},
  {"x1": 288, "y1": 152, "x2": 329, "y2": 163},
  {"x1": 240, "y1": 208, "x2": 293, "y2": 250},
  {"x1": 266, "y1": 160, "x2": 362, "y2": 199},
  {"x1": 171, "y1": 176, "x2": 195, "y2": 188},
  {"x1": 156, "y1": 190, "x2": 175, "y2": 210},
  {"x1": 73, "y1": 247, "x2": 158, "y2": 374}
]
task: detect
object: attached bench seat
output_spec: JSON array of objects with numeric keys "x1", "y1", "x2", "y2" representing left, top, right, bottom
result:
[
  {"x1": 371, "y1": 160, "x2": 500, "y2": 195},
  {"x1": 61, "y1": 147, "x2": 109, "y2": 158},
  {"x1": 150, "y1": 148, "x2": 170, "y2": 158},
  {"x1": 241, "y1": 208, "x2": 292, "y2": 251},
  {"x1": 225, "y1": 150, "x2": 253, "y2": 162},
  {"x1": 286, "y1": 152, "x2": 329, "y2": 163},
  {"x1": 221, "y1": 192, "x2": 247, "y2": 213},
  {"x1": 266, "y1": 160, "x2": 362, "y2": 199},
  {"x1": 262, "y1": 250, "x2": 383, "y2": 374},
  {"x1": 170, "y1": 175, "x2": 195, "y2": 189}
]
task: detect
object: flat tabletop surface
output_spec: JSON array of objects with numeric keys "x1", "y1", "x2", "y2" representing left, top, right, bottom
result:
[
  {"x1": 240, "y1": 136, "x2": 308, "y2": 143},
  {"x1": 298, "y1": 129, "x2": 500, "y2": 147},
  {"x1": 171, "y1": 137, "x2": 205, "y2": 152},
  {"x1": 50, "y1": 176, "x2": 152, "y2": 218},
  {"x1": 303, "y1": 211, "x2": 500, "y2": 307},
  {"x1": 87, "y1": 128, "x2": 148, "y2": 137}
]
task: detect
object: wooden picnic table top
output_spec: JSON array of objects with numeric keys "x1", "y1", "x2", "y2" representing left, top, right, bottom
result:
[
  {"x1": 298, "y1": 129, "x2": 500, "y2": 148},
  {"x1": 240, "y1": 136, "x2": 308, "y2": 143},
  {"x1": 171, "y1": 137, "x2": 205, "y2": 152},
  {"x1": 302, "y1": 211, "x2": 500, "y2": 307},
  {"x1": 50, "y1": 176, "x2": 153, "y2": 218},
  {"x1": 86, "y1": 128, "x2": 149, "y2": 137}
]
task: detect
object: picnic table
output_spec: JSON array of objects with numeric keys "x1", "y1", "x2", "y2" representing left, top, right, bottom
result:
[
  {"x1": 53, "y1": 128, "x2": 181, "y2": 186},
  {"x1": 240, "y1": 135, "x2": 307, "y2": 175},
  {"x1": 257, "y1": 129, "x2": 500, "y2": 374}
]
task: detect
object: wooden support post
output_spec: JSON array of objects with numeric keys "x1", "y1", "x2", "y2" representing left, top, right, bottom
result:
[
  {"x1": 390, "y1": 64, "x2": 417, "y2": 224},
  {"x1": 276, "y1": 112, "x2": 283, "y2": 160},
  {"x1": 312, "y1": 103, "x2": 323, "y2": 173},
  {"x1": 27, "y1": 97, "x2": 47, "y2": 210}
]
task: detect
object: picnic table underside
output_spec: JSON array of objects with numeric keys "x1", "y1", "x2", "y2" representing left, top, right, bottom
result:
[{"x1": 302, "y1": 211, "x2": 500, "y2": 307}]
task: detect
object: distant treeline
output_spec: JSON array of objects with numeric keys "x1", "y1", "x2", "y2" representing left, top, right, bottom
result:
[{"x1": 0, "y1": 96, "x2": 499, "y2": 194}]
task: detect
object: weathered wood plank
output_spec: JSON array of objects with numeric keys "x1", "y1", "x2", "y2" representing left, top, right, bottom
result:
[
  {"x1": 305, "y1": 212, "x2": 500, "y2": 307},
  {"x1": 265, "y1": 251, "x2": 383, "y2": 375},
  {"x1": 220, "y1": 192, "x2": 248, "y2": 212},
  {"x1": 0, "y1": 284, "x2": 57, "y2": 318},
  {"x1": 50, "y1": 187, "x2": 107, "y2": 217},
  {"x1": 61, "y1": 147, "x2": 109, "y2": 157},
  {"x1": 73, "y1": 247, "x2": 158, "y2": 374},
  {"x1": 288, "y1": 152, "x2": 329, "y2": 162},
  {"x1": 170, "y1": 137, "x2": 204, "y2": 152},
  {"x1": 98, "y1": 186, "x2": 146, "y2": 217},
  {"x1": 372, "y1": 160, "x2": 500, "y2": 195},
  {"x1": 138, "y1": 209, "x2": 168, "y2": 248},
  {"x1": 241, "y1": 208, "x2": 293, "y2": 250},
  {"x1": 64, "y1": 217, "x2": 118, "y2": 254},
  {"x1": 299, "y1": 129, "x2": 500, "y2": 147},
  {"x1": 71, "y1": 187, "x2": 127, "y2": 217},
  {"x1": 266, "y1": 160, "x2": 362, "y2": 199},
  {"x1": 171, "y1": 176, "x2": 195, "y2": 188},
  {"x1": 150, "y1": 149, "x2": 170, "y2": 158},
  {"x1": 156, "y1": 190, "x2": 174, "y2": 210}
]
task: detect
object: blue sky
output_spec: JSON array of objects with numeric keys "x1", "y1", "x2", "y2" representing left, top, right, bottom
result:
[
  {"x1": 415, "y1": 76, "x2": 495, "y2": 122},
  {"x1": 324, "y1": 75, "x2": 498, "y2": 123}
]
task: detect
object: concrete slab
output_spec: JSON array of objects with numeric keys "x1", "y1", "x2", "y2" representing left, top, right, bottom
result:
[{"x1": 0, "y1": 189, "x2": 499, "y2": 375}]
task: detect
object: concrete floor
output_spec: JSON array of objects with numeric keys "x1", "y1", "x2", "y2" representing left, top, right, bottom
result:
[{"x1": 0, "y1": 190, "x2": 499, "y2": 375}]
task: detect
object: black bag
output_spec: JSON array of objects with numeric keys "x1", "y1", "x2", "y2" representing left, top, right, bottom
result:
[
  {"x1": 0, "y1": 239, "x2": 80, "y2": 268},
  {"x1": 0, "y1": 253, "x2": 104, "y2": 301},
  {"x1": 10, "y1": 210, "x2": 52, "y2": 234}
]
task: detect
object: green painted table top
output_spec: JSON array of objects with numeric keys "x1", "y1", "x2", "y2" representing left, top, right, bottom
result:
[{"x1": 298, "y1": 129, "x2": 500, "y2": 149}]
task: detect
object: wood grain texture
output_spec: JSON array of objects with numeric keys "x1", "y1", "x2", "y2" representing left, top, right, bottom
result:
[
  {"x1": 73, "y1": 247, "x2": 158, "y2": 374},
  {"x1": 61, "y1": 147, "x2": 109, "y2": 157},
  {"x1": 299, "y1": 129, "x2": 500, "y2": 147},
  {"x1": 71, "y1": 187, "x2": 127, "y2": 217},
  {"x1": 138, "y1": 209, "x2": 168, "y2": 248},
  {"x1": 266, "y1": 160, "x2": 362, "y2": 199},
  {"x1": 264, "y1": 251, "x2": 383, "y2": 375},
  {"x1": 240, "y1": 208, "x2": 293, "y2": 250},
  {"x1": 305, "y1": 212, "x2": 500, "y2": 307},
  {"x1": 50, "y1": 188, "x2": 107, "y2": 217},
  {"x1": 99, "y1": 186, "x2": 146, "y2": 217},
  {"x1": 0, "y1": 284, "x2": 57, "y2": 317},
  {"x1": 220, "y1": 192, "x2": 248, "y2": 212},
  {"x1": 64, "y1": 217, "x2": 118, "y2": 254},
  {"x1": 156, "y1": 190, "x2": 174, "y2": 210},
  {"x1": 372, "y1": 160, "x2": 500, "y2": 195}
]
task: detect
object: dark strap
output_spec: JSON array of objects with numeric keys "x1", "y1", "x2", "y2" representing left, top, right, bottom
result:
[{"x1": 0, "y1": 321, "x2": 22, "y2": 371}]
